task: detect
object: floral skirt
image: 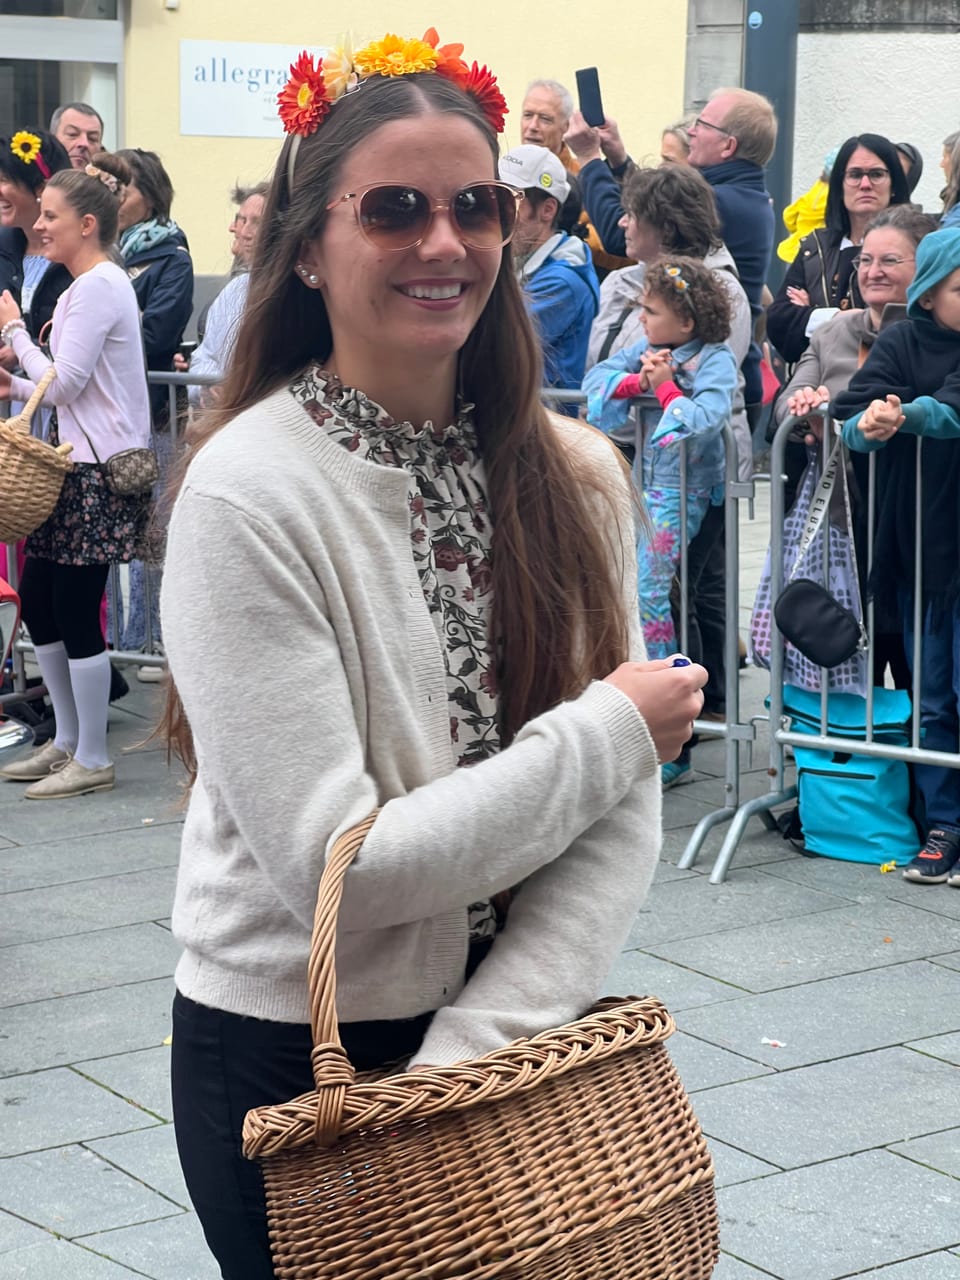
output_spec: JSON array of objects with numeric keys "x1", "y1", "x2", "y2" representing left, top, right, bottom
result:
[{"x1": 25, "y1": 418, "x2": 150, "y2": 565}]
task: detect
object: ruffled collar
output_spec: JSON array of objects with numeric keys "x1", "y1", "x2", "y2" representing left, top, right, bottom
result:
[{"x1": 310, "y1": 367, "x2": 477, "y2": 448}]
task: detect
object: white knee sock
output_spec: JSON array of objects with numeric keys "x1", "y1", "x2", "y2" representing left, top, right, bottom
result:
[
  {"x1": 33, "y1": 641, "x2": 78, "y2": 753},
  {"x1": 68, "y1": 652, "x2": 111, "y2": 769}
]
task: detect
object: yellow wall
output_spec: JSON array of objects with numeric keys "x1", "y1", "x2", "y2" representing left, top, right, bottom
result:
[{"x1": 125, "y1": 1, "x2": 687, "y2": 274}]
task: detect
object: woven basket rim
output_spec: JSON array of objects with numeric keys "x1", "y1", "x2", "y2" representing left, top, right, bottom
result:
[{"x1": 242, "y1": 994, "x2": 674, "y2": 1159}]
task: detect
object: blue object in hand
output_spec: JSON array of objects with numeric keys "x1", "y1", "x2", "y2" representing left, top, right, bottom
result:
[{"x1": 671, "y1": 657, "x2": 691, "y2": 667}]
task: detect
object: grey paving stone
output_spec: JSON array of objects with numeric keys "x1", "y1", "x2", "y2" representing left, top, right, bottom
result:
[
  {"x1": 888, "y1": 1128, "x2": 960, "y2": 1179},
  {"x1": 0, "y1": 1144, "x2": 181, "y2": 1236},
  {"x1": 0, "y1": 1208, "x2": 52, "y2": 1254},
  {"x1": 763, "y1": 856, "x2": 960, "y2": 923},
  {"x1": 602, "y1": 949, "x2": 745, "y2": 1010},
  {"x1": 906, "y1": 1031, "x2": 960, "y2": 1066},
  {"x1": 79, "y1": 1210, "x2": 221, "y2": 1280},
  {"x1": 668, "y1": 1031, "x2": 773, "y2": 1092},
  {"x1": 2, "y1": 1238, "x2": 144, "y2": 1277},
  {"x1": 76, "y1": 1046, "x2": 173, "y2": 1121},
  {"x1": 712, "y1": 1255, "x2": 780, "y2": 1278},
  {"x1": 0, "y1": 979, "x2": 173, "y2": 1077},
  {"x1": 648, "y1": 901, "x2": 960, "y2": 992},
  {"x1": 0, "y1": 867, "x2": 177, "y2": 946},
  {"x1": 661, "y1": 790, "x2": 724, "y2": 831},
  {"x1": 693, "y1": 1048, "x2": 959, "y2": 1168},
  {"x1": 847, "y1": 1256, "x2": 960, "y2": 1278},
  {"x1": 652, "y1": 859, "x2": 699, "y2": 884},
  {"x1": 626, "y1": 867, "x2": 846, "y2": 949},
  {"x1": 676, "y1": 961, "x2": 960, "y2": 1068},
  {"x1": 933, "y1": 952, "x2": 960, "y2": 972},
  {"x1": 718, "y1": 1150, "x2": 960, "y2": 1279},
  {"x1": 1, "y1": 923, "x2": 179, "y2": 1007},
  {"x1": 658, "y1": 824, "x2": 793, "y2": 872},
  {"x1": 708, "y1": 1139, "x2": 780, "y2": 1189},
  {"x1": 0, "y1": 823, "x2": 182, "y2": 893},
  {"x1": 0, "y1": 1067, "x2": 158, "y2": 1158},
  {"x1": 878, "y1": 879, "x2": 960, "y2": 923},
  {"x1": 88, "y1": 1125, "x2": 189, "y2": 1208}
]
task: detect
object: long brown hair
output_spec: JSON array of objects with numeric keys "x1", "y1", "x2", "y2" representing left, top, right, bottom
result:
[{"x1": 163, "y1": 73, "x2": 630, "y2": 774}]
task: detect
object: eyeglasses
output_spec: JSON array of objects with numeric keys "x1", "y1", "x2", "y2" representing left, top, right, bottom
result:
[
  {"x1": 692, "y1": 116, "x2": 732, "y2": 138},
  {"x1": 844, "y1": 168, "x2": 890, "y2": 185},
  {"x1": 853, "y1": 253, "x2": 914, "y2": 270},
  {"x1": 325, "y1": 182, "x2": 524, "y2": 251}
]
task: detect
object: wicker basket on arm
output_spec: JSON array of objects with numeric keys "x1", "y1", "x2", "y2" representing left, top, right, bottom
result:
[
  {"x1": 242, "y1": 814, "x2": 719, "y2": 1279},
  {"x1": 0, "y1": 367, "x2": 72, "y2": 544}
]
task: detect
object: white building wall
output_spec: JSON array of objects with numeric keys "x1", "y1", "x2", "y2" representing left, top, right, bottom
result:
[{"x1": 794, "y1": 32, "x2": 960, "y2": 216}]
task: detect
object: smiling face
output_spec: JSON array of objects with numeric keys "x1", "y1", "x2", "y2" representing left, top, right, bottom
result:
[
  {"x1": 299, "y1": 113, "x2": 503, "y2": 386},
  {"x1": 857, "y1": 227, "x2": 917, "y2": 312},
  {"x1": 0, "y1": 175, "x2": 38, "y2": 232},
  {"x1": 686, "y1": 94, "x2": 736, "y2": 168},
  {"x1": 33, "y1": 184, "x2": 90, "y2": 266}
]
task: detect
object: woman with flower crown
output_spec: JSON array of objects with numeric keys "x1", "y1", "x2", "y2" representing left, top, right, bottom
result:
[{"x1": 157, "y1": 30, "x2": 706, "y2": 1276}]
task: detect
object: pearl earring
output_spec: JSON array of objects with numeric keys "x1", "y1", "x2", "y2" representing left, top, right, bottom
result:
[{"x1": 297, "y1": 263, "x2": 319, "y2": 286}]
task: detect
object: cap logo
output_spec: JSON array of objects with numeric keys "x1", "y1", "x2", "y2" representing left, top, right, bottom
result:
[{"x1": 539, "y1": 173, "x2": 553, "y2": 190}]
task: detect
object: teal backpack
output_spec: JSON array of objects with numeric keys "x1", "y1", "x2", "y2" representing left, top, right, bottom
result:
[{"x1": 782, "y1": 685, "x2": 920, "y2": 865}]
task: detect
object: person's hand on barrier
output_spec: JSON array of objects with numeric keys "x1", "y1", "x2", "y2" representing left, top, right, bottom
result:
[
  {"x1": 787, "y1": 384, "x2": 830, "y2": 442},
  {"x1": 603, "y1": 657, "x2": 707, "y2": 763},
  {"x1": 0, "y1": 290, "x2": 22, "y2": 328},
  {"x1": 596, "y1": 117, "x2": 627, "y2": 168},
  {"x1": 641, "y1": 348, "x2": 674, "y2": 391},
  {"x1": 563, "y1": 111, "x2": 602, "y2": 165},
  {"x1": 0, "y1": 345, "x2": 16, "y2": 372},
  {"x1": 786, "y1": 285, "x2": 810, "y2": 308},
  {"x1": 173, "y1": 352, "x2": 190, "y2": 372},
  {"x1": 859, "y1": 394, "x2": 904, "y2": 442}
]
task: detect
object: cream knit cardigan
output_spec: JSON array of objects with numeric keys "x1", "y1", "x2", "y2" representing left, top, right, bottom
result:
[{"x1": 161, "y1": 388, "x2": 662, "y2": 1067}]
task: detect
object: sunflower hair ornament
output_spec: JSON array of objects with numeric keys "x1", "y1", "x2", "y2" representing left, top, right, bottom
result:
[
  {"x1": 10, "y1": 132, "x2": 51, "y2": 180},
  {"x1": 279, "y1": 29, "x2": 508, "y2": 194}
]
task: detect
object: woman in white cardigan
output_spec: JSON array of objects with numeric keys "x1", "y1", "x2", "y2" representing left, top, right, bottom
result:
[{"x1": 159, "y1": 35, "x2": 706, "y2": 1280}]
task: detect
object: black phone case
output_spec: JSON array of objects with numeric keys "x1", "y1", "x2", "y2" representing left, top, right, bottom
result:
[{"x1": 575, "y1": 67, "x2": 605, "y2": 128}]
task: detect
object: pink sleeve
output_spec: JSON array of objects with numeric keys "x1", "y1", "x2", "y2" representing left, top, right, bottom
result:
[{"x1": 612, "y1": 372, "x2": 644, "y2": 400}]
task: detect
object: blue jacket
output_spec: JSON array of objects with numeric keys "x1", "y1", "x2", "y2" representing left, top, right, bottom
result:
[
  {"x1": 583, "y1": 336, "x2": 737, "y2": 496},
  {"x1": 520, "y1": 231, "x2": 599, "y2": 411},
  {"x1": 125, "y1": 233, "x2": 194, "y2": 423}
]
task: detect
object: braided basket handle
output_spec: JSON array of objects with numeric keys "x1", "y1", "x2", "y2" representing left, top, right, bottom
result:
[{"x1": 5, "y1": 365, "x2": 57, "y2": 434}]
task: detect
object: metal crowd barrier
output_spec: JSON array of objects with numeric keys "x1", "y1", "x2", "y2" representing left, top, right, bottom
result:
[{"x1": 692, "y1": 411, "x2": 960, "y2": 885}]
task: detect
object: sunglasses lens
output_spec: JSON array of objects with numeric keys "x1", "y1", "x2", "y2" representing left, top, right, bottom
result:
[
  {"x1": 453, "y1": 183, "x2": 517, "y2": 248},
  {"x1": 359, "y1": 186, "x2": 430, "y2": 248}
]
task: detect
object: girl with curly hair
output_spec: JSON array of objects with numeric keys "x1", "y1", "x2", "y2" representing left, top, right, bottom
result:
[{"x1": 584, "y1": 254, "x2": 736, "y2": 699}]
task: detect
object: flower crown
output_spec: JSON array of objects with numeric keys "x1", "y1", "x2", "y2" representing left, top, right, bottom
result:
[
  {"x1": 10, "y1": 131, "x2": 51, "y2": 180},
  {"x1": 277, "y1": 30, "x2": 508, "y2": 139}
]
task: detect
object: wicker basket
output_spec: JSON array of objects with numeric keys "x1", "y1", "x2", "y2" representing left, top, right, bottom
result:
[
  {"x1": 0, "y1": 366, "x2": 73, "y2": 544},
  {"x1": 242, "y1": 816, "x2": 720, "y2": 1279}
]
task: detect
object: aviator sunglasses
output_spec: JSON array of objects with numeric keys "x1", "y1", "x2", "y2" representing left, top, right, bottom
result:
[{"x1": 325, "y1": 181, "x2": 524, "y2": 251}]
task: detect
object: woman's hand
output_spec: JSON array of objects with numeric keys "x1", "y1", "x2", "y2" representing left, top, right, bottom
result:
[
  {"x1": 786, "y1": 285, "x2": 810, "y2": 308},
  {"x1": 0, "y1": 291, "x2": 22, "y2": 328},
  {"x1": 786, "y1": 384, "x2": 830, "y2": 443},
  {"x1": 0, "y1": 345, "x2": 16, "y2": 372},
  {"x1": 0, "y1": 366, "x2": 12, "y2": 396},
  {"x1": 604, "y1": 657, "x2": 707, "y2": 763},
  {"x1": 859, "y1": 395, "x2": 904, "y2": 442},
  {"x1": 596, "y1": 117, "x2": 627, "y2": 168},
  {"x1": 563, "y1": 111, "x2": 602, "y2": 165},
  {"x1": 172, "y1": 352, "x2": 190, "y2": 372}
]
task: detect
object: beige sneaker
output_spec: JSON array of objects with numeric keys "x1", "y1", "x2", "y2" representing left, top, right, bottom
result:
[
  {"x1": 0, "y1": 739, "x2": 71, "y2": 781},
  {"x1": 24, "y1": 757, "x2": 115, "y2": 800}
]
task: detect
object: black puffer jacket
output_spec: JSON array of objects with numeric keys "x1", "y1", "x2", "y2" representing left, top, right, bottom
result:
[
  {"x1": 124, "y1": 232, "x2": 194, "y2": 424},
  {"x1": 767, "y1": 228, "x2": 863, "y2": 366},
  {"x1": 0, "y1": 226, "x2": 72, "y2": 343}
]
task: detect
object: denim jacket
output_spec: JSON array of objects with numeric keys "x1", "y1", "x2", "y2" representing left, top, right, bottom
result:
[{"x1": 582, "y1": 336, "x2": 737, "y2": 497}]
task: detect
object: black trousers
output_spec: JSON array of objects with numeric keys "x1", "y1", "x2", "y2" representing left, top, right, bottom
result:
[
  {"x1": 171, "y1": 994, "x2": 435, "y2": 1279},
  {"x1": 18, "y1": 558, "x2": 109, "y2": 658}
]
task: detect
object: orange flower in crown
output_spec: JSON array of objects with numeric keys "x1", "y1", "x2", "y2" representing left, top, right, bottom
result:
[{"x1": 276, "y1": 29, "x2": 508, "y2": 138}]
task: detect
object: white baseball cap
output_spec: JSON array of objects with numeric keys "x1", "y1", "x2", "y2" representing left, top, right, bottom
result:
[{"x1": 498, "y1": 145, "x2": 571, "y2": 204}]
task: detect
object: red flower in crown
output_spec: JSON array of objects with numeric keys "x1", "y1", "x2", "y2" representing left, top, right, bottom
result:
[
  {"x1": 462, "y1": 62, "x2": 508, "y2": 133},
  {"x1": 422, "y1": 27, "x2": 470, "y2": 88},
  {"x1": 278, "y1": 52, "x2": 330, "y2": 136}
]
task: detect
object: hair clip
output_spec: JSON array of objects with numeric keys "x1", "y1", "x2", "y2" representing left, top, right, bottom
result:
[{"x1": 84, "y1": 163, "x2": 119, "y2": 194}]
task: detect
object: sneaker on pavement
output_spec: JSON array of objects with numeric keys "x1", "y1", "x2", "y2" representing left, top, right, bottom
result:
[
  {"x1": 947, "y1": 863, "x2": 960, "y2": 888},
  {"x1": 23, "y1": 757, "x2": 115, "y2": 800},
  {"x1": 661, "y1": 760, "x2": 694, "y2": 790},
  {"x1": 0, "y1": 739, "x2": 71, "y2": 781},
  {"x1": 902, "y1": 828, "x2": 960, "y2": 884},
  {"x1": 137, "y1": 664, "x2": 165, "y2": 683}
]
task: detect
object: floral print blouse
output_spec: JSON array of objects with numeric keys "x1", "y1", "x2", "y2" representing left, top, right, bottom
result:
[{"x1": 290, "y1": 367, "x2": 503, "y2": 941}]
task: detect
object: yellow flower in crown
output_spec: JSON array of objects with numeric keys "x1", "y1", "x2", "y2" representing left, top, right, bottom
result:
[
  {"x1": 322, "y1": 38, "x2": 359, "y2": 102},
  {"x1": 354, "y1": 33, "x2": 438, "y2": 79},
  {"x1": 10, "y1": 131, "x2": 42, "y2": 164}
]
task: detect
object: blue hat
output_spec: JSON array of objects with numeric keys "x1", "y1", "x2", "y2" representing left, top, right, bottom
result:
[{"x1": 906, "y1": 228, "x2": 960, "y2": 319}]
